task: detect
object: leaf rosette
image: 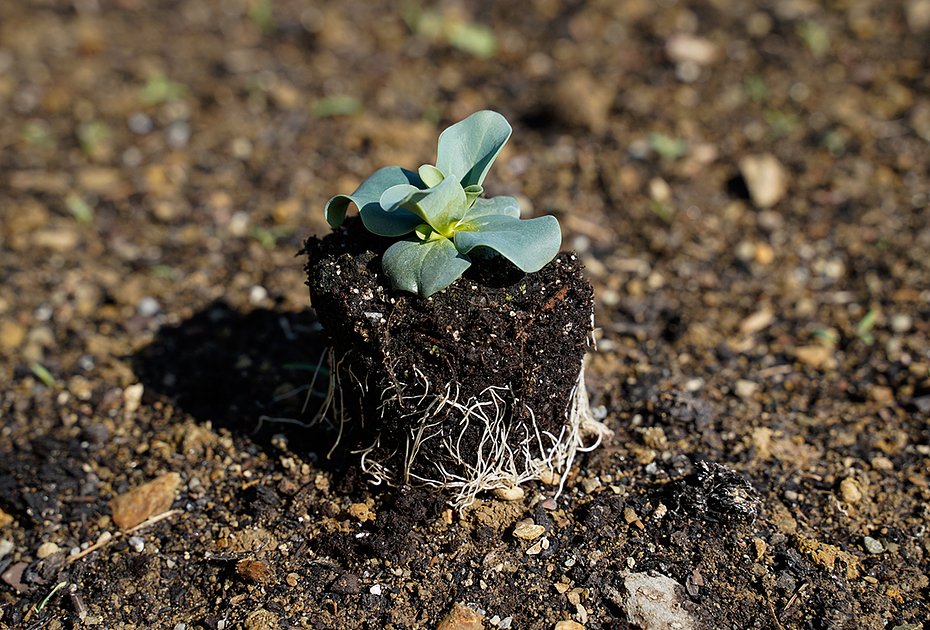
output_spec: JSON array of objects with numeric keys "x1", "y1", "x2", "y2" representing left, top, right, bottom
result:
[{"x1": 324, "y1": 110, "x2": 561, "y2": 297}]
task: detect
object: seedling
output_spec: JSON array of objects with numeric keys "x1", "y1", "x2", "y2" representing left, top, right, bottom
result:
[
  {"x1": 304, "y1": 112, "x2": 610, "y2": 508},
  {"x1": 324, "y1": 110, "x2": 562, "y2": 297}
]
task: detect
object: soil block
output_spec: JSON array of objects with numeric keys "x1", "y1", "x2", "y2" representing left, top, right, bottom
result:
[{"x1": 304, "y1": 218, "x2": 599, "y2": 505}]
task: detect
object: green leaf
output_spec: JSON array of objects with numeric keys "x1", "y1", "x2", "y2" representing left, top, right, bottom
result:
[
  {"x1": 465, "y1": 196, "x2": 520, "y2": 219},
  {"x1": 464, "y1": 184, "x2": 483, "y2": 207},
  {"x1": 436, "y1": 110, "x2": 511, "y2": 188},
  {"x1": 312, "y1": 95, "x2": 362, "y2": 118},
  {"x1": 381, "y1": 176, "x2": 467, "y2": 235},
  {"x1": 418, "y1": 164, "x2": 445, "y2": 187},
  {"x1": 30, "y1": 362, "x2": 56, "y2": 387},
  {"x1": 454, "y1": 215, "x2": 560, "y2": 273},
  {"x1": 382, "y1": 237, "x2": 472, "y2": 297},
  {"x1": 447, "y1": 21, "x2": 498, "y2": 59},
  {"x1": 324, "y1": 166, "x2": 423, "y2": 236}
]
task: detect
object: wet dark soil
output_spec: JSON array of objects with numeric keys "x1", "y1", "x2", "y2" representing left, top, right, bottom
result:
[
  {"x1": 304, "y1": 218, "x2": 593, "y2": 487},
  {"x1": 1, "y1": 0, "x2": 929, "y2": 629}
]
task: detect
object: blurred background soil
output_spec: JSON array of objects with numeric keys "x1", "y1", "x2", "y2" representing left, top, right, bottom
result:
[{"x1": 1, "y1": 0, "x2": 929, "y2": 628}]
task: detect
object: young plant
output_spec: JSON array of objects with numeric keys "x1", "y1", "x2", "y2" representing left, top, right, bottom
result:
[{"x1": 324, "y1": 110, "x2": 561, "y2": 297}]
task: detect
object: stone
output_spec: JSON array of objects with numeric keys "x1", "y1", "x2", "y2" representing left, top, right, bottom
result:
[
  {"x1": 0, "y1": 507, "x2": 13, "y2": 528},
  {"x1": 739, "y1": 153, "x2": 787, "y2": 208},
  {"x1": 554, "y1": 622, "x2": 585, "y2": 630},
  {"x1": 890, "y1": 314, "x2": 912, "y2": 333},
  {"x1": 513, "y1": 520, "x2": 546, "y2": 540},
  {"x1": 36, "y1": 541, "x2": 61, "y2": 559},
  {"x1": 618, "y1": 572, "x2": 696, "y2": 630},
  {"x1": 735, "y1": 380, "x2": 759, "y2": 399},
  {"x1": 739, "y1": 309, "x2": 774, "y2": 335},
  {"x1": 237, "y1": 559, "x2": 273, "y2": 584},
  {"x1": 110, "y1": 472, "x2": 181, "y2": 529},
  {"x1": 493, "y1": 486, "x2": 525, "y2": 501},
  {"x1": 795, "y1": 345, "x2": 836, "y2": 370},
  {"x1": 863, "y1": 536, "x2": 884, "y2": 554},
  {"x1": 839, "y1": 478, "x2": 863, "y2": 504},
  {"x1": 436, "y1": 602, "x2": 484, "y2": 630},
  {"x1": 0, "y1": 321, "x2": 25, "y2": 352},
  {"x1": 665, "y1": 34, "x2": 719, "y2": 66}
]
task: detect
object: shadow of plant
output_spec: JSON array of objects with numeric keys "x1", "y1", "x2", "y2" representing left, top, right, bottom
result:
[{"x1": 131, "y1": 300, "x2": 342, "y2": 465}]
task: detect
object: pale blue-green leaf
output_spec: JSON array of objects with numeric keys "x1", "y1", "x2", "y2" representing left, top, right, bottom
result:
[
  {"x1": 416, "y1": 177, "x2": 469, "y2": 231},
  {"x1": 464, "y1": 184, "x2": 483, "y2": 207},
  {"x1": 463, "y1": 196, "x2": 520, "y2": 219},
  {"x1": 324, "y1": 166, "x2": 423, "y2": 235},
  {"x1": 454, "y1": 215, "x2": 561, "y2": 273},
  {"x1": 382, "y1": 237, "x2": 472, "y2": 297},
  {"x1": 380, "y1": 184, "x2": 428, "y2": 213},
  {"x1": 379, "y1": 181, "x2": 461, "y2": 233},
  {"x1": 418, "y1": 164, "x2": 445, "y2": 187},
  {"x1": 382, "y1": 176, "x2": 468, "y2": 233},
  {"x1": 435, "y1": 110, "x2": 511, "y2": 188}
]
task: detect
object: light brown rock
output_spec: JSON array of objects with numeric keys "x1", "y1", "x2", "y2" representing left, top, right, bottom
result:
[
  {"x1": 513, "y1": 520, "x2": 545, "y2": 540},
  {"x1": 110, "y1": 472, "x2": 181, "y2": 529},
  {"x1": 237, "y1": 559, "x2": 273, "y2": 584},
  {"x1": 36, "y1": 541, "x2": 60, "y2": 559},
  {"x1": 555, "y1": 621, "x2": 585, "y2": 630},
  {"x1": 739, "y1": 154, "x2": 787, "y2": 208},
  {"x1": 665, "y1": 34, "x2": 719, "y2": 66},
  {"x1": 795, "y1": 345, "x2": 836, "y2": 370},
  {"x1": 436, "y1": 602, "x2": 484, "y2": 630},
  {"x1": 0, "y1": 321, "x2": 25, "y2": 352},
  {"x1": 839, "y1": 478, "x2": 863, "y2": 504},
  {"x1": 739, "y1": 309, "x2": 774, "y2": 335}
]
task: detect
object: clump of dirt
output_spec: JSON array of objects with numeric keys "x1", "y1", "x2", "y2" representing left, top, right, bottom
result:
[{"x1": 304, "y1": 217, "x2": 598, "y2": 504}]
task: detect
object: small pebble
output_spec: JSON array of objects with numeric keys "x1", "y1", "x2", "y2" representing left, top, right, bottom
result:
[
  {"x1": 138, "y1": 297, "x2": 161, "y2": 317},
  {"x1": 127, "y1": 536, "x2": 145, "y2": 553},
  {"x1": 739, "y1": 153, "x2": 787, "y2": 208},
  {"x1": 237, "y1": 559, "x2": 273, "y2": 584},
  {"x1": 249, "y1": 285, "x2": 268, "y2": 305},
  {"x1": 494, "y1": 486, "x2": 525, "y2": 501},
  {"x1": 128, "y1": 112, "x2": 154, "y2": 135},
  {"x1": 369, "y1": 584, "x2": 382, "y2": 595},
  {"x1": 513, "y1": 520, "x2": 546, "y2": 541},
  {"x1": 863, "y1": 536, "x2": 884, "y2": 554},
  {"x1": 166, "y1": 120, "x2": 191, "y2": 148},
  {"x1": 0, "y1": 539, "x2": 14, "y2": 559},
  {"x1": 526, "y1": 538, "x2": 546, "y2": 556},
  {"x1": 891, "y1": 314, "x2": 912, "y2": 333},
  {"x1": 110, "y1": 471, "x2": 181, "y2": 529},
  {"x1": 735, "y1": 379, "x2": 759, "y2": 399},
  {"x1": 839, "y1": 478, "x2": 863, "y2": 503},
  {"x1": 36, "y1": 541, "x2": 60, "y2": 559},
  {"x1": 436, "y1": 602, "x2": 483, "y2": 630}
]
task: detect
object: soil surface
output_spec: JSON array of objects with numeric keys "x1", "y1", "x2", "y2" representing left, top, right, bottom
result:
[{"x1": 1, "y1": 1, "x2": 929, "y2": 629}]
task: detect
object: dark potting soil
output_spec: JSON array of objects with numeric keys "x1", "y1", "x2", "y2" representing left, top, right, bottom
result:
[{"x1": 304, "y1": 217, "x2": 594, "y2": 486}]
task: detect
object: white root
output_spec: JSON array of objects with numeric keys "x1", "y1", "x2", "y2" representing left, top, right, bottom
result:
[{"x1": 315, "y1": 351, "x2": 611, "y2": 509}]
